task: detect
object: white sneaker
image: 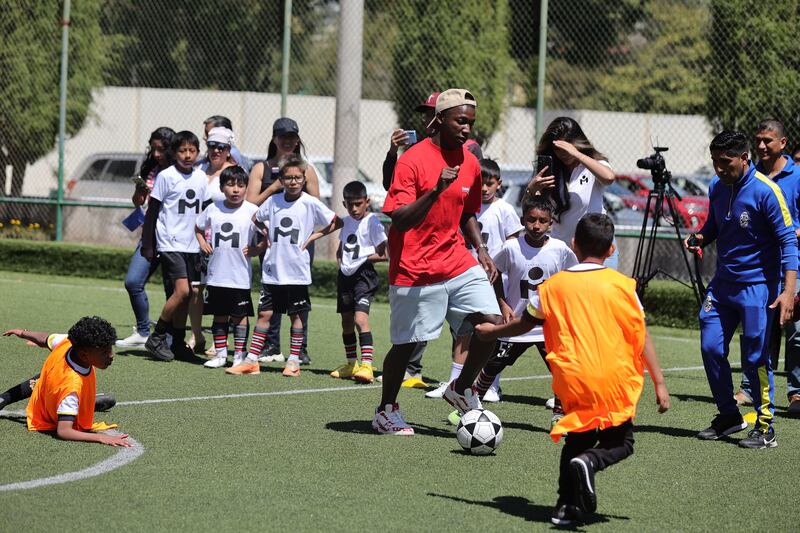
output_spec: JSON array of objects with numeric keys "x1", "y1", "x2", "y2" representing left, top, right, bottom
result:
[
  {"x1": 372, "y1": 403, "x2": 414, "y2": 435},
  {"x1": 204, "y1": 356, "x2": 227, "y2": 369},
  {"x1": 443, "y1": 381, "x2": 483, "y2": 414},
  {"x1": 425, "y1": 382, "x2": 449, "y2": 399},
  {"x1": 116, "y1": 331, "x2": 148, "y2": 348},
  {"x1": 259, "y1": 353, "x2": 285, "y2": 363},
  {"x1": 483, "y1": 385, "x2": 502, "y2": 403},
  {"x1": 545, "y1": 397, "x2": 556, "y2": 410}
]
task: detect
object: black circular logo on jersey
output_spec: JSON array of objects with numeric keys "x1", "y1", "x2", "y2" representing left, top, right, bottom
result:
[
  {"x1": 186, "y1": 189, "x2": 196, "y2": 199},
  {"x1": 280, "y1": 217, "x2": 292, "y2": 228},
  {"x1": 346, "y1": 234, "x2": 357, "y2": 244},
  {"x1": 528, "y1": 267, "x2": 544, "y2": 281},
  {"x1": 221, "y1": 222, "x2": 233, "y2": 233}
]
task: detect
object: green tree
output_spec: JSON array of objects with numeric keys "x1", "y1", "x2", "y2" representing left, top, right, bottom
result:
[
  {"x1": 391, "y1": 0, "x2": 512, "y2": 141},
  {"x1": 707, "y1": 0, "x2": 800, "y2": 143},
  {"x1": 0, "y1": 1, "x2": 114, "y2": 197}
]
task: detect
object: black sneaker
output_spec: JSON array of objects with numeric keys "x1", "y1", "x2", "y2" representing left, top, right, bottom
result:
[
  {"x1": 570, "y1": 455, "x2": 597, "y2": 513},
  {"x1": 145, "y1": 334, "x2": 174, "y2": 361},
  {"x1": 551, "y1": 502, "x2": 583, "y2": 526},
  {"x1": 788, "y1": 394, "x2": 800, "y2": 416},
  {"x1": 697, "y1": 413, "x2": 747, "y2": 440},
  {"x1": 299, "y1": 348, "x2": 311, "y2": 366},
  {"x1": 94, "y1": 393, "x2": 116, "y2": 412},
  {"x1": 171, "y1": 342, "x2": 197, "y2": 362},
  {"x1": 738, "y1": 427, "x2": 777, "y2": 449}
]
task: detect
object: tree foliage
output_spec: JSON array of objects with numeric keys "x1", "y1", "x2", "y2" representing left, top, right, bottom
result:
[
  {"x1": 390, "y1": 0, "x2": 513, "y2": 141},
  {"x1": 706, "y1": 0, "x2": 800, "y2": 143},
  {"x1": 0, "y1": 0, "x2": 114, "y2": 196}
]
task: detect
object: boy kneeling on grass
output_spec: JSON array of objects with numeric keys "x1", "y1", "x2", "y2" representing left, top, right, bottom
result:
[
  {"x1": 475, "y1": 213, "x2": 670, "y2": 526},
  {"x1": 4, "y1": 316, "x2": 131, "y2": 447}
]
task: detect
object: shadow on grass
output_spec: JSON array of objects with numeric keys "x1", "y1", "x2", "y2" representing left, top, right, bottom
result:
[
  {"x1": 325, "y1": 420, "x2": 453, "y2": 438},
  {"x1": 672, "y1": 392, "x2": 716, "y2": 404},
  {"x1": 428, "y1": 493, "x2": 629, "y2": 529},
  {"x1": 635, "y1": 424, "x2": 699, "y2": 439},
  {"x1": 0, "y1": 413, "x2": 27, "y2": 426},
  {"x1": 500, "y1": 393, "x2": 550, "y2": 408},
  {"x1": 503, "y1": 420, "x2": 550, "y2": 434}
]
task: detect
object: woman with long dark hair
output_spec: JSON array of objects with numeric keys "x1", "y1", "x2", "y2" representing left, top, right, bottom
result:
[
  {"x1": 525, "y1": 116, "x2": 618, "y2": 268},
  {"x1": 117, "y1": 127, "x2": 176, "y2": 348}
]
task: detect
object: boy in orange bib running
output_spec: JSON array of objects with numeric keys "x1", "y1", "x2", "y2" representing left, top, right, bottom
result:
[
  {"x1": 476, "y1": 213, "x2": 670, "y2": 526},
  {"x1": 4, "y1": 316, "x2": 131, "y2": 447}
]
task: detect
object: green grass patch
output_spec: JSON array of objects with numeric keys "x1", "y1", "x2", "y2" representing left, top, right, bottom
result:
[{"x1": 0, "y1": 271, "x2": 795, "y2": 531}]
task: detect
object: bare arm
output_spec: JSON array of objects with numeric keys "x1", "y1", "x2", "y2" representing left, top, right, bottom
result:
[
  {"x1": 474, "y1": 311, "x2": 538, "y2": 341},
  {"x1": 492, "y1": 274, "x2": 514, "y2": 323},
  {"x1": 366, "y1": 241, "x2": 388, "y2": 263},
  {"x1": 195, "y1": 226, "x2": 213, "y2": 256},
  {"x1": 140, "y1": 198, "x2": 161, "y2": 260},
  {"x1": 304, "y1": 165, "x2": 321, "y2": 199},
  {"x1": 246, "y1": 162, "x2": 284, "y2": 206},
  {"x1": 302, "y1": 216, "x2": 343, "y2": 250},
  {"x1": 2, "y1": 329, "x2": 51, "y2": 348},
  {"x1": 56, "y1": 420, "x2": 132, "y2": 447},
  {"x1": 553, "y1": 140, "x2": 615, "y2": 185},
  {"x1": 642, "y1": 330, "x2": 670, "y2": 413},
  {"x1": 132, "y1": 184, "x2": 149, "y2": 207}
]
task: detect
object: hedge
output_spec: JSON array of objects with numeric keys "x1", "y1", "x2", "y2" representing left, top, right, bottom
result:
[{"x1": 0, "y1": 239, "x2": 699, "y2": 328}]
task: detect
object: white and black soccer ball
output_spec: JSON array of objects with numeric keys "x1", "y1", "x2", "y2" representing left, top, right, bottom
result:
[{"x1": 456, "y1": 408, "x2": 503, "y2": 455}]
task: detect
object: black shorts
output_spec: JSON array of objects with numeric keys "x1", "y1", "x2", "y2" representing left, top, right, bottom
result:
[
  {"x1": 492, "y1": 340, "x2": 546, "y2": 367},
  {"x1": 258, "y1": 284, "x2": 311, "y2": 315},
  {"x1": 336, "y1": 263, "x2": 380, "y2": 314},
  {"x1": 204, "y1": 286, "x2": 254, "y2": 317},
  {"x1": 159, "y1": 251, "x2": 201, "y2": 283}
]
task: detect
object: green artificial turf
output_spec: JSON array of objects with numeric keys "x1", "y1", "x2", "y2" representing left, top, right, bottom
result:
[{"x1": 0, "y1": 271, "x2": 796, "y2": 531}]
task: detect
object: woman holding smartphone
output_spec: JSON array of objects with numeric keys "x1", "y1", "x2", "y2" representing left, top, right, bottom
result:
[
  {"x1": 117, "y1": 127, "x2": 176, "y2": 348},
  {"x1": 525, "y1": 116, "x2": 618, "y2": 269}
]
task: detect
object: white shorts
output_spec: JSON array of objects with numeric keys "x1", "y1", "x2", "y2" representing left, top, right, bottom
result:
[{"x1": 388, "y1": 265, "x2": 501, "y2": 345}]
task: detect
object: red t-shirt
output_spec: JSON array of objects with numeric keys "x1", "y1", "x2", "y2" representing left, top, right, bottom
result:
[{"x1": 383, "y1": 138, "x2": 481, "y2": 286}]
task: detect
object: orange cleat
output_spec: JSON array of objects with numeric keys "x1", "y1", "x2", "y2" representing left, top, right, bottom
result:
[
  {"x1": 224, "y1": 360, "x2": 261, "y2": 375},
  {"x1": 282, "y1": 359, "x2": 301, "y2": 377}
]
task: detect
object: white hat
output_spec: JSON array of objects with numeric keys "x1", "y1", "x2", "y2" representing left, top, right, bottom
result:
[{"x1": 207, "y1": 127, "x2": 235, "y2": 145}]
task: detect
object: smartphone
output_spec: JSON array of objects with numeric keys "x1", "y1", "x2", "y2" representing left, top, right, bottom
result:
[
  {"x1": 403, "y1": 130, "x2": 418, "y2": 146},
  {"x1": 535, "y1": 155, "x2": 553, "y2": 175},
  {"x1": 131, "y1": 176, "x2": 149, "y2": 189}
]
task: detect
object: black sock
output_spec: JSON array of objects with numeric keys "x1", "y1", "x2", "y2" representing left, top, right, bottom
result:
[
  {"x1": 171, "y1": 327, "x2": 186, "y2": 347},
  {"x1": 0, "y1": 374, "x2": 39, "y2": 409},
  {"x1": 154, "y1": 318, "x2": 171, "y2": 336}
]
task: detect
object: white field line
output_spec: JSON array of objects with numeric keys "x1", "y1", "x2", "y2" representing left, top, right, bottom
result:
[{"x1": 0, "y1": 411, "x2": 144, "y2": 493}]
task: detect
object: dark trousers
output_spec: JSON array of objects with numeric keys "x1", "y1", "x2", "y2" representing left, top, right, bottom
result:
[{"x1": 558, "y1": 420, "x2": 635, "y2": 504}]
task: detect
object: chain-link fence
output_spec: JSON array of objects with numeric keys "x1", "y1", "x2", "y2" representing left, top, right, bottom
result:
[{"x1": 1, "y1": 1, "x2": 794, "y2": 278}]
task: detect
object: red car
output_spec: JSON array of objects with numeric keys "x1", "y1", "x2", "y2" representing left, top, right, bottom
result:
[{"x1": 612, "y1": 175, "x2": 709, "y2": 231}]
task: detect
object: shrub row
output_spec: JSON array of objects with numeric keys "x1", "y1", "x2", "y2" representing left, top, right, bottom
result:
[{"x1": 0, "y1": 239, "x2": 699, "y2": 328}]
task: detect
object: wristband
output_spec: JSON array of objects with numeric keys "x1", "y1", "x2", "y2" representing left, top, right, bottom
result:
[{"x1": 478, "y1": 243, "x2": 489, "y2": 251}]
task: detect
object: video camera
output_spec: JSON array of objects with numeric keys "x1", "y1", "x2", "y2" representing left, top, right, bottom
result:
[{"x1": 637, "y1": 146, "x2": 670, "y2": 188}]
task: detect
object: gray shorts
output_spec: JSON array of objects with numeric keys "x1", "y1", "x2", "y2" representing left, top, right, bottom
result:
[{"x1": 389, "y1": 265, "x2": 501, "y2": 345}]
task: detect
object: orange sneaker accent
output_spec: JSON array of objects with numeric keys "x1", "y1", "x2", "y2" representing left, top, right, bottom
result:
[
  {"x1": 224, "y1": 361, "x2": 260, "y2": 375},
  {"x1": 282, "y1": 360, "x2": 301, "y2": 377},
  {"x1": 353, "y1": 364, "x2": 374, "y2": 383}
]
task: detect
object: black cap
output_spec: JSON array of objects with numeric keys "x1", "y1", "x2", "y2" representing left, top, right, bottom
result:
[{"x1": 273, "y1": 117, "x2": 299, "y2": 137}]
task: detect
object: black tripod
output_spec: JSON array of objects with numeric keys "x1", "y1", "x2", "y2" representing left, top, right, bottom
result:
[{"x1": 631, "y1": 149, "x2": 703, "y2": 306}]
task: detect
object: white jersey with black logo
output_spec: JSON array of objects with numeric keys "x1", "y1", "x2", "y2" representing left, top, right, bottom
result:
[
  {"x1": 255, "y1": 192, "x2": 336, "y2": 285},
  {"x1": 493, "y1": 235, "x2": 577, "y2": 342},
  {"x1": 195, "y1": 201, "x2": 258, "y2": 289},
  {"x1": 339, "y1": 213, "x2": 387, "y2": 276},
  {"x1": 151, "y1": 165, "x2": 208, "y2": 253},
  {"x1": 470, "y1": 198, "x2": 523, "y2": 258}
]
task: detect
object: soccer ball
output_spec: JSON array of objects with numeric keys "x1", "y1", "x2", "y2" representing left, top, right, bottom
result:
[{"x1": 455, "y1": 409, "x2": 503, "y2": 455}]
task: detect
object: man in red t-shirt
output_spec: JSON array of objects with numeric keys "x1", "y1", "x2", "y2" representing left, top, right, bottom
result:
[{"x1": 372, "y1": 88, "x2": 502, "y2": 435}]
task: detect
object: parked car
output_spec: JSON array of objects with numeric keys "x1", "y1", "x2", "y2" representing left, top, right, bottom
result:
[
  {"x1": 65, "y1": 152, "x2": 145, "y2": 204},
  {"x1": 615, "y1": 175, "x2": 708, "y2": 230}
]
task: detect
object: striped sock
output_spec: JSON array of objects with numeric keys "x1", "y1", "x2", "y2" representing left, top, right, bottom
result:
[
  {"x1": 233, "y1": 321, "x2": 249, "y2": 357},
  {"x1": 248, "y1": 326, "x2": 269, "y2": 362},
  {"x1": 475, "y1": 369, "x2": 495, "y2": 396},
  {"x1": 211, "y1": 322, "x2": 229, "y2": 359},
  {"x1": 289, "y1": 327, "x2": 303, "y2": 362},
  {"x1": 358, "y1": 331, "x2": 374, "y2": 366},
  {"x1": 343, "y1": 333, "x2": 358, "y2": 363}
]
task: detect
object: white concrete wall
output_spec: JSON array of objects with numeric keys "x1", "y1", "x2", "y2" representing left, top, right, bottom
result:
[{"x1": 20, "y1": 86, "x2": 715, "y2": 197}]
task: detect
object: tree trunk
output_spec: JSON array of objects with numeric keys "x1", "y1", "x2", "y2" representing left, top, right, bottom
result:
[{"x1": 10, "y1": 162, "x2": 26, "y2": 197}]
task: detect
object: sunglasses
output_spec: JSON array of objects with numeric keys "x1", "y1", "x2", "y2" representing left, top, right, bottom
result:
[{"x1": 207, "y1": 141, "x2": 231, "y2": 152}]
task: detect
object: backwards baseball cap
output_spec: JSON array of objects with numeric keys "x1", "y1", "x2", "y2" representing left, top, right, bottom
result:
[
  {"x1": 272, "y1": 117, "x2": 299, "y2": 137},
  {"x1": 435, "y1": 89, "x2": 477, "y2": 115},
  {"x1": 414, "y1": 91, "x2": 441, "y2": 112}
]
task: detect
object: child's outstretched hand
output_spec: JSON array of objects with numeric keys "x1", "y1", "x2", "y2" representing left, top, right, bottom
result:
[
  {"x1": 2, "y1": 329, "x2": 38, "y2": 347},
  {"x1": 655, "y1": 382, "x2": 670, "y2": 413},
  {"x1": 199, "y1": 241, "x2": 213, "y2": 256},
  {"x1": 98, "y1": 434, "x2": 133, "y2": 447}
]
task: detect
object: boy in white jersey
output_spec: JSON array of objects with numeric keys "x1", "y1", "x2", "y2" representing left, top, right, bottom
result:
[
  {"x1": 463, "y1": 197, "x2": 577, "y2": 425},
  {"x1": 141, "y1": 131, "x2": 207, "y2": 362},
  {"x1": 330, "y1": 181, "x2": 388, "y2": 383},
  {"x1": 426, "y1": 158, "x2": 522, "y2": 401},
  {"x1": 227, "y1": 155, "x2": 341, "y2": 377},
  {"x1": 195, "y1": 166, "x2": 262, "y2": 369}
]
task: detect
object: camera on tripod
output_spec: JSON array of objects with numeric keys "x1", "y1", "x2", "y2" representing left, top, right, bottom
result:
[{"x1": 636, "y1": 146, "x2": 670, "y2": 187}]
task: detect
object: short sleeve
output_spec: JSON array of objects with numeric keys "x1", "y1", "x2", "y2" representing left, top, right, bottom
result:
[
  {"x1": 598, "y1": 159, "x2": 613, "y2": 170},
  {"x1": 462, "y1": 165, "x2": 481, "y2": 215},
  {"x1": 526, "y1": 292, "x2": 544, "y2": 319},
  {"x1": 383, "y1": 161, "x2": 418, "y2": 213},
  {"x1": 562, "y1": 246, "x2": 579, "y2": 269},
  {"x1": 56, "y1": 393, "x2": 79, "y2": 417},
  {"x1": 150, "y1": 169, "x2": 168, "y2": 202},
  {"x1": 255, "y1": 198, "x2": 271, "y2": 223},
  {"x1": 196, "y1": 205, "x2": 210, "y2": 231},
  {"x1": 311, "y1": 197, "x2": 336, "y2": 226},
  {"x1": 369, "y1": 215, "x2": 387, "y2": 246},
  {"x1": 492, "y1": 243, "x2": 510, "y2": 273},
  {"x1": 501, "y1": 203, "x2": 524, "y2": 237},
  {"x1": 47, "y1": 334, "x2": 68, "y2": 350}
]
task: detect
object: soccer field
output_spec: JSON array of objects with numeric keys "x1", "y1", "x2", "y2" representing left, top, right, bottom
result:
[{"x1": 0, "y1": 271, "x2": 796, "y2": 532}]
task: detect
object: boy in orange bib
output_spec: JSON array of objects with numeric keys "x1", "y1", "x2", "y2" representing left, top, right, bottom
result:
[
  {"x1": 476, "y1": 213, "x2": 670, "y2": 526},
  {"x1": 4, "y1": 316, "x2": 131, "y2": 447}
]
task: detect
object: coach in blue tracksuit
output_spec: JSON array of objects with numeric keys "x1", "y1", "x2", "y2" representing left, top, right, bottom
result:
[{"x1": 685, "y1": 130, "x2": 797, "y2": 449}]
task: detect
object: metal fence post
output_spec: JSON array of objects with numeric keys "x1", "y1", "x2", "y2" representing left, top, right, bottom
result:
[
  {"x1": 534, "y1": 0, "x2": 548, "y2": 143},
  {"x1": 55, "y1": 0, "x2": 71, "y2": 241},
  {"x1": 280, "y1": 0, "x2": 292, "y2": 117}
]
